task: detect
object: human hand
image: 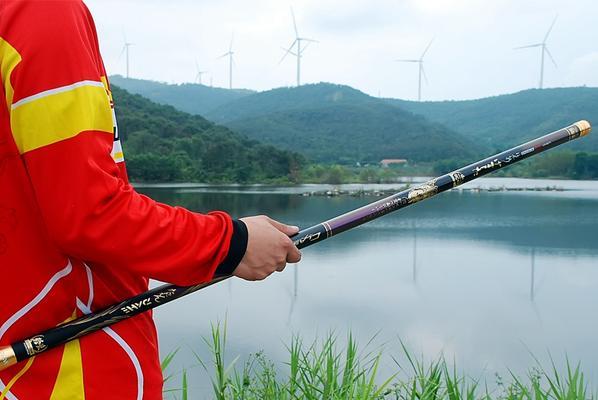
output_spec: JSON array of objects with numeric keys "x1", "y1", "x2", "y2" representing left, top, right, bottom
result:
[{"x1": 233, "y1": 215, "x2": 302, "y2": 281}]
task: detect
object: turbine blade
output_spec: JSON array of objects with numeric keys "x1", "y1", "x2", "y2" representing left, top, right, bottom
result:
[
  {"x1": 229, "y1": 33, "x2": 234, "y2": 52},
  {"x1": 421, "y1": 64, "x2": 429, "y2": 84},
  {"x1": 300, "y1": 40, "x2": 312, "y2": 54},
  {"x1": 543, "y1": 15, "x2": 558, "y2": 42},
  {"x1": 280, "y1": 45, "x2": 298, "y2": 56},
  {"x1": 420, "y1": 38, "x2": 434, "y2": 59},
  {"x1": 395, "y1": 59, "x2": 419, "y2": 63},
  {"x1": 514, "y1": 44, "x2": 542, "y2": 50},
  {"x1": 217, "y1": 52, "x2": 230, "y2": 59},
  {"x1": 291, "y1": 7, "x2": 299, "y2": 38},
  {"x1": 302, "y1": 38, "x2": 319, "y2": 43},
  {"x1": 118, "y1": 45, "x2": 126, "y2": 61},
  {"x1": 279, "y1": 41, "x2": 297, "y2": 64},
  {"x1": 545, "y1": 47, "x2": 557, "y2": 68}
]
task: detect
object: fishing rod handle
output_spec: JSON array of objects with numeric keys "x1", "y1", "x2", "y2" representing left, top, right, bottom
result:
[
  {"x1": 0, "y1": 346, "x2": 16, "y2": 370},
  {"x1": 0, "y1": 276, "x2": 230, "y2": 370}
]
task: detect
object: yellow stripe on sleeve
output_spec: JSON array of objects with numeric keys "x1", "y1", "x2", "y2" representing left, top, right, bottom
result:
[
  {"x1": 10, "y1": 83, "x2": 114, "y2": 154},
  {"x1": 0, "y1": 36, "x2": 22, "y2": 109},
  {"x1": 100, "y1": 75, "x2": 112, "y2": 101}
]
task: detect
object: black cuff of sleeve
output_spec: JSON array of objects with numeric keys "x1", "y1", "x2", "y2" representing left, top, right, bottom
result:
[{"x1": 215, "y1": 219, "x2": 248, "y2": 276}]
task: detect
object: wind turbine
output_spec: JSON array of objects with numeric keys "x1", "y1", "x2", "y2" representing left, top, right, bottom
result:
[
  {"x1": 280, "y1": 7, "x2": 318, "y2": 87},
  {"x1": 286, "y1": 264, "x2": 299, "y2": 326},
  {"x1": 218, "y1": 35, "x2": 235, "y2": 89},
  {"x1": 396, "y1": 39, "x2": 434, "y2": 102},
  {"x1": 514, "y1": 16, "x2": 558, "y2": 89},
  {"x1": 194, "y1": 60, "x2": 207, "y2": 85},
  {"x1": 412, "y1": 220, "x2": 417, "y2": 284},
  {"x1": 530, "y1": 248, "x2": 536, "y2": 301},
  {"x1": 119, "y1": 33, "x2": 133, "y2": 79}
]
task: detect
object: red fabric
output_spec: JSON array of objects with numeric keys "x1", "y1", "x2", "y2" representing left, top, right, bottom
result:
[{"x1": 0, "y1": 0, "x2": 234, "y2": 398}]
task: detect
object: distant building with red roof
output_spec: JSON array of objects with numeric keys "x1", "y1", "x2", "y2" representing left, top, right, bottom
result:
[{"x1": 380, "y1": 159, "x2": 408, "y2": 167}]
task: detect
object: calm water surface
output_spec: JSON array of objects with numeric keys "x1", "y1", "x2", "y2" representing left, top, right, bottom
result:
[{"x1": 136, "y1": 178, "x2": 598, "y2": 398}]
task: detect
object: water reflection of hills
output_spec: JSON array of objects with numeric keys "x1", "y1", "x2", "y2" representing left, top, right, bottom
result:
[{"x1": 138, "y1": 188, "x2": 598, "y2": 254}]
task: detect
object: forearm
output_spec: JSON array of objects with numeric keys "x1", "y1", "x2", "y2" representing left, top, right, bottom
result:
[{"x1": 25, "y1": 132, "x2": 247, "y2": 285}]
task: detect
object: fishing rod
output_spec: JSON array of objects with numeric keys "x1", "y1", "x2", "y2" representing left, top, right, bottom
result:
[{"x1": 0, "y1": 120, "x2": 591, "y2": 371}]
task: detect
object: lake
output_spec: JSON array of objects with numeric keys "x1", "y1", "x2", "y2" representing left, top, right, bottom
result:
[{"x1": 136, "y1": 178, "x2": 598, "y2": 398}]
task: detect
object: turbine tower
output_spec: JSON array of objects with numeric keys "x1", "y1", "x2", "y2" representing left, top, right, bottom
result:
[
  {"x1": 194, "y1": 60, "x2": 207, "y2": 85},
  {"x1": 280, "y1": 7, "x2": 318, "y2": 87},
  {"x1": 119, "y1": 34, "x2": 133, "y2": 79},
  {"x1": 218, "y1": 35, "x2": 235, "y2": 89},
  {"x1": 514, "y1": 16, "x2": 558, "y2": 89},
  {"x1": 396, "y1": 39, "x2": 433, "y2": 102}
]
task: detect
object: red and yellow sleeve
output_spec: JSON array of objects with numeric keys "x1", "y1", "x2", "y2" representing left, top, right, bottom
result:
[{"x1": 5, "y1": 0, "x2": 246, "y2": 285}]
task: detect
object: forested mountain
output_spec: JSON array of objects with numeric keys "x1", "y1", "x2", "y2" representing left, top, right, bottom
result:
[
  {"x1": 109, "y1": 77, "x2": 597, "y2": 174},
  {"x1": 204, "y1": 83, "x2": 377, "y2": 122},
  {"x1": 110, "y1": 75, "x2": 254, "y2": 116},
  {"x1": 206, "y1": 84, "x2": 483, "y2": 163},
  {"x1": 111, "y1": 85, "x2": 304, "y2": 183},
  {"x1": 388, "y1": 87, "x2": 598, "y2": 152}
]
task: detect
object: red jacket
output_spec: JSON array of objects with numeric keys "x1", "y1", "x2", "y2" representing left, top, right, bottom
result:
[{"x1": 0, "y1": 1, "x2": 246, "y2": 398}]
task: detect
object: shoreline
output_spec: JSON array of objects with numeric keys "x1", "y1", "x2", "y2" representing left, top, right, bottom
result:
[
  {"x1": 133, "y1": 176, "x2": 597, "y2": 186},
  {"x1": 134, "y1": 177, "x2": 598, "y2": 195},
  {"x1": 301, "y1": 184, "x2": 569, "y2": 197}
]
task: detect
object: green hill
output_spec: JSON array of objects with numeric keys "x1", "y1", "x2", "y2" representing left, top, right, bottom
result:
[
  {"x1": 387, "y1": 87, "x2": 598, "y2": 152},
  {"x1": 111, "y1": 85, "x2": 304, "y2": 183},
  {"x1": 206, "y1": 83, "x2": 483, "y2": 164},
  {"x1": 108, "y1": 77, "x2": 597, "y2": 177},
  {"x1": 204, "y1": 83, "x2": 376, "y2": 123},
  {"x1": 110, "y1": 75, "x2": 254, "y2": 116}
]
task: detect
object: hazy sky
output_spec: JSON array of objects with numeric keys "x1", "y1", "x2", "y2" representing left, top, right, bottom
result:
[{"x1": 85, "y1": 0, "x2": 598, "y2": 101}]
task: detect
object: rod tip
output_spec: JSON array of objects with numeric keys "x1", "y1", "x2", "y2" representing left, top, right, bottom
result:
[
  {"x1": 575, "y1": 120, "x2": 591, "y2": 137},
  {"x1": 0, "y1": 346, "x2": 17, "y2": 371}
]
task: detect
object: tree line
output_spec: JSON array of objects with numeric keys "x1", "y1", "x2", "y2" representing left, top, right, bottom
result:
[
  {"x1": 433, "y1": 150, "x2": 598, "y2": 180},
  {"x1": 112, "y1": 84, "x2": 596, "y2": 183},
  {"x1": 112, "y1": 86, "x2": 305, "y2": 183}
]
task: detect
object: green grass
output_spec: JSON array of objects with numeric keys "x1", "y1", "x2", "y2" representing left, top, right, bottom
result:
[{"x1": 161, "y1": 323, "x2": 595, "y2": 400}]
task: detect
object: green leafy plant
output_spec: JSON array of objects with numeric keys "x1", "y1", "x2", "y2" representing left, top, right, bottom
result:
[{"x1": 161, "y1": 326, "x2": 595, "y2": 400}]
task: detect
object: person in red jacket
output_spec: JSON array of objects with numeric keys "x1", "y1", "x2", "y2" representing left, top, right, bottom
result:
[{"x1": 0, "y1": 1, "x2": 301, "y2": 398}]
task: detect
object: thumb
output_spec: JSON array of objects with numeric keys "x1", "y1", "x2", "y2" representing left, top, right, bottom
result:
[{"x1": 266, "y1": 217, "x2": 299, "y2": 236}]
